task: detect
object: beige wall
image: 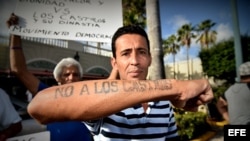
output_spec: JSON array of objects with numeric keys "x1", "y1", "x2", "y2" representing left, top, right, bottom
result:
[{"x1": 165, "y1": 58, "x2": 204, "y2": 80}]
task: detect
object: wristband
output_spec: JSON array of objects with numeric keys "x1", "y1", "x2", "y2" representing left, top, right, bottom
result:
[{"x1": 11, "y1": 46, "x2": 22, "y2": 49}]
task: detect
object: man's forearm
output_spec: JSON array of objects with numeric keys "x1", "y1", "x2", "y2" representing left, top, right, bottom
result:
[
  {"x1": 28, "y1": 79, "x2": 180, "y2": 124},
  {"x1": 9, "y1": 35, "x2": 27, "y2": 73},
  {"x1": 10, "y1": 34, "x2": 21, "y2": 47},
  {"x1": 28, "y1": 79, "x2": 213, "y2": 124},
  {"x1": 9, "y1": 35, "x2": 40, "y2": 95}
]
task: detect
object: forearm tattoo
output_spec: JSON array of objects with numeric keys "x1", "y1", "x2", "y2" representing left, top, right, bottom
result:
[
  {"x1": 55, "y1": 85, "x2": 74, "y2": 98},
  {"x1": 54, "y1": 80, "x2": 172, "y2": 98},
  {"x1": 94, "y1": 81, "x2": 118, "y2": 94}
]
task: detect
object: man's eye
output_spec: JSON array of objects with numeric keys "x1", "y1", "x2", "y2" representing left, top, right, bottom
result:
[
  {"x1": 121, "y1": 52, "x2": 129, "y2": 56},
  {"x1": 140, "y1": 51, "x2": 146, "y2": 54},
  {"x1": 63, "y1": 73, "x2": 70, "y2": 77},
  {"x1": 62, "y1": 73, "x2": 79, "y2": 77}
]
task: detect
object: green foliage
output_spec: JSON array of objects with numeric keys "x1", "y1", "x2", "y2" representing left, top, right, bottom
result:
[
  {"x1": 199, "y1": 35, "x2": 250, "y2": 84},
  {"x1": 162, "y1": 35, "x2": 180, "y2": 55},
  {"x1": 195, "y1": 19, "x2": 217, "y2": 49},
  {"x1": 122, "y1": 0, "x2": 146, "y2": 28},
  {"x1": 212, "y1": 84, "x2": 230, "y2": 101},
  {"x1": 175, "y1": 110, "x2": 210, "y2": 140},
  {"x1": 199, "y1": 38, "x2": 236, "y2": 84}
]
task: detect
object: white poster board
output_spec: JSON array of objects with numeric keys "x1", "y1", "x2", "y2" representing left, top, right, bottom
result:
[
  {"x1": 10, "y1": 0, "x2": 123, "y2": 43},
  {"x1": 7, "y1": 131, "x2": 50, "y2": 141}
]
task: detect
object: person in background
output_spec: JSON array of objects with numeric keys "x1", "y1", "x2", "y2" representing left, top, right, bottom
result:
[
  {"x1": 27, "y1": 25, "x2": 214, "y2": 141},
  {"x1": 25, "y1": 90, "x2": 32, "y2": 102},
  {"x1": 217, "y1": 61, "x2": 250, "y2": 125},
  {"x1": 0, "y1": 88, "x2": 22, "y2": 141},
  {"x1": 7, "y1": 13, "x2": 93, "y2": 141}
]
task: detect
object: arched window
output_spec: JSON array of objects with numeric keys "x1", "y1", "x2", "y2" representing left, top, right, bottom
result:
[
  {"x1": 88, "y1": 67, "x2": 109, "y2": 76},
  {"x1": 27, "y1": 60, "x2": 56, "y2": 71}
]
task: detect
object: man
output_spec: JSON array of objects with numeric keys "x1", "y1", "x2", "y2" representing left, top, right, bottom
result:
[
  {"x1": 7, "y1": 13, "x2": 92, "y2": 141},
  {"x1": 217, "y1": 61, "x2": 250, "y2": 125},
  {"x1": 28, "y1": 25, "x2": 214, "y2": 140},
  {"x1": 0, "y1": 88, "x2": 22, "y2": 141}
]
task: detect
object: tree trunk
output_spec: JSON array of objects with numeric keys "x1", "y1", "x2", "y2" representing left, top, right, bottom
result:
[
  {"x1": 173, "y1": 54, "x2": 176, "y2": 79},
  {"x1": 187, "y1": 47, "x2": 190, "y2": 80},
  {"x1": 146, "y1": 0, "x2": 165, "y2": 80}
]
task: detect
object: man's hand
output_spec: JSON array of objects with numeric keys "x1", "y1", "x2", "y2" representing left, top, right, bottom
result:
[
  {"x1": 6, "y1": 13, "x2": 18, "y2": 28},
  {"x1": 171, "y1": 79, "x2": 213, "y2": 111}
]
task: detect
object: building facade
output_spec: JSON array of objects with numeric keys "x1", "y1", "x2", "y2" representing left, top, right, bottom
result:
[
  {"x1": 165, "y1": 58, "x2": 204, "y2": 80},
  {"x1": 0, "y1": 36, "x2": 112, "y2": 101},
  {"x1": 0, "y1": 36, "x2": 112, "y2": 79}
]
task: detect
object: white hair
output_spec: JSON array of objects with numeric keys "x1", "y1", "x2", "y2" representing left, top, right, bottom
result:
[{"x1": 53, "y1": 57, "x2": 83, "y2": 80}]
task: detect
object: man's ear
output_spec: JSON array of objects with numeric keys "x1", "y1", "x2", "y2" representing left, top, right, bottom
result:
[
  {"x1": 111, "y1": 57, "x2": 117, "y2": 69},
  {"x1": 148, "y1": 54, "x2": 152, "y2": 67}
]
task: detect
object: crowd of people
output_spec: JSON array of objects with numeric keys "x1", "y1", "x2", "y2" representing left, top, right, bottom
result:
[{"x1": 2, "y1": 12, "x2": 249, "y2": 141}]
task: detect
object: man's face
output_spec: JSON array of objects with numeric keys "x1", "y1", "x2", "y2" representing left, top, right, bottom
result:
[
  {"x1": 112, "y1": 34, "x2": 151, "y2": 80},
  {"x1": 57, "y1": 65, "x2": 81, "y2": 84}
]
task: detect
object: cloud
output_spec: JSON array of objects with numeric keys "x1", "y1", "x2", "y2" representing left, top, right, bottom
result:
[
  {"x1": 175, "y1": 48, "x2": 188, "y2": 61},
  {"x1": 164, "y1": 15, "x2": 201, "y2": 63},
  {"x1": 215, "y1": 23, "x2": 233, "y2": 42},
  {"x1": 162, "y1": 15, "x2": 190, "y2": 39},
  {"x1": 168, "y1": 15, "x2": 190, "y2": 31}
]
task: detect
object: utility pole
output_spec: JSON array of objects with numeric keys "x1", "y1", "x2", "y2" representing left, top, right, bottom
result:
[{"x1": 231, "y1": 0, "x2": 243, "y2": 82}]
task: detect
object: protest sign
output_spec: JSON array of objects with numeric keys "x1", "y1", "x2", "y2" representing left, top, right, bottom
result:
[{"x1": 10, "y1": 0, "x2": 123, "y2": 43}]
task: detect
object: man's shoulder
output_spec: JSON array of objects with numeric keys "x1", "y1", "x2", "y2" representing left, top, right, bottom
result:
[
  {"x1": 0, "y1": 88, "x2": 9, "y2": 100},
  {"x1": 226, "y1": 83, "x2": 248, "y2": 94}
]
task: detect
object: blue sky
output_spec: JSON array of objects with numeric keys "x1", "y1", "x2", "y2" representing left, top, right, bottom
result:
[
  {"x1": 159, "y1": 0, "x2": 250, "y2": 63},
  {"x1": 1, "y1": 0, "x2": 249, "y2": 63}
]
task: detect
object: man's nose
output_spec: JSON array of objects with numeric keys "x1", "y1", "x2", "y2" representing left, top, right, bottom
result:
[
  {"x1": 130, "y1": 52, "x2": 139, "y2": 65},
  {"x1": 68, "y1": 73, "x2": 74, "y2": 80}
]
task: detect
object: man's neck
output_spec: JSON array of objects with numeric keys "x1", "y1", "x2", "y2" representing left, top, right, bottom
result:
[{"x1": 141, "y1": 103, "x2": 148, "y2": 113}]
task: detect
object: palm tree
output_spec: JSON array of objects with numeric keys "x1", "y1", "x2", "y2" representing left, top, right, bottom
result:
[
  {"x1": 146, "y1": 0, "x2": 165, "y2": 80},
  {"x1": 163, "y1": 35, "x2": 180, "y2": 79},
  {"x1": 195, "y1": 19, "x2": 217, "y2": 49},
  {"x1": 123, "y1": 0, "x2": 146, "y2": 28},
  {"x1": 177, "y1": 23, "x2": 196, "y2": 80}
]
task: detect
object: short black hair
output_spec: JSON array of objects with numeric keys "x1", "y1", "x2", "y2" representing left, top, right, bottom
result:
[{"x1": 111, "y1": 25, "x2": 150, "y2": 58}]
